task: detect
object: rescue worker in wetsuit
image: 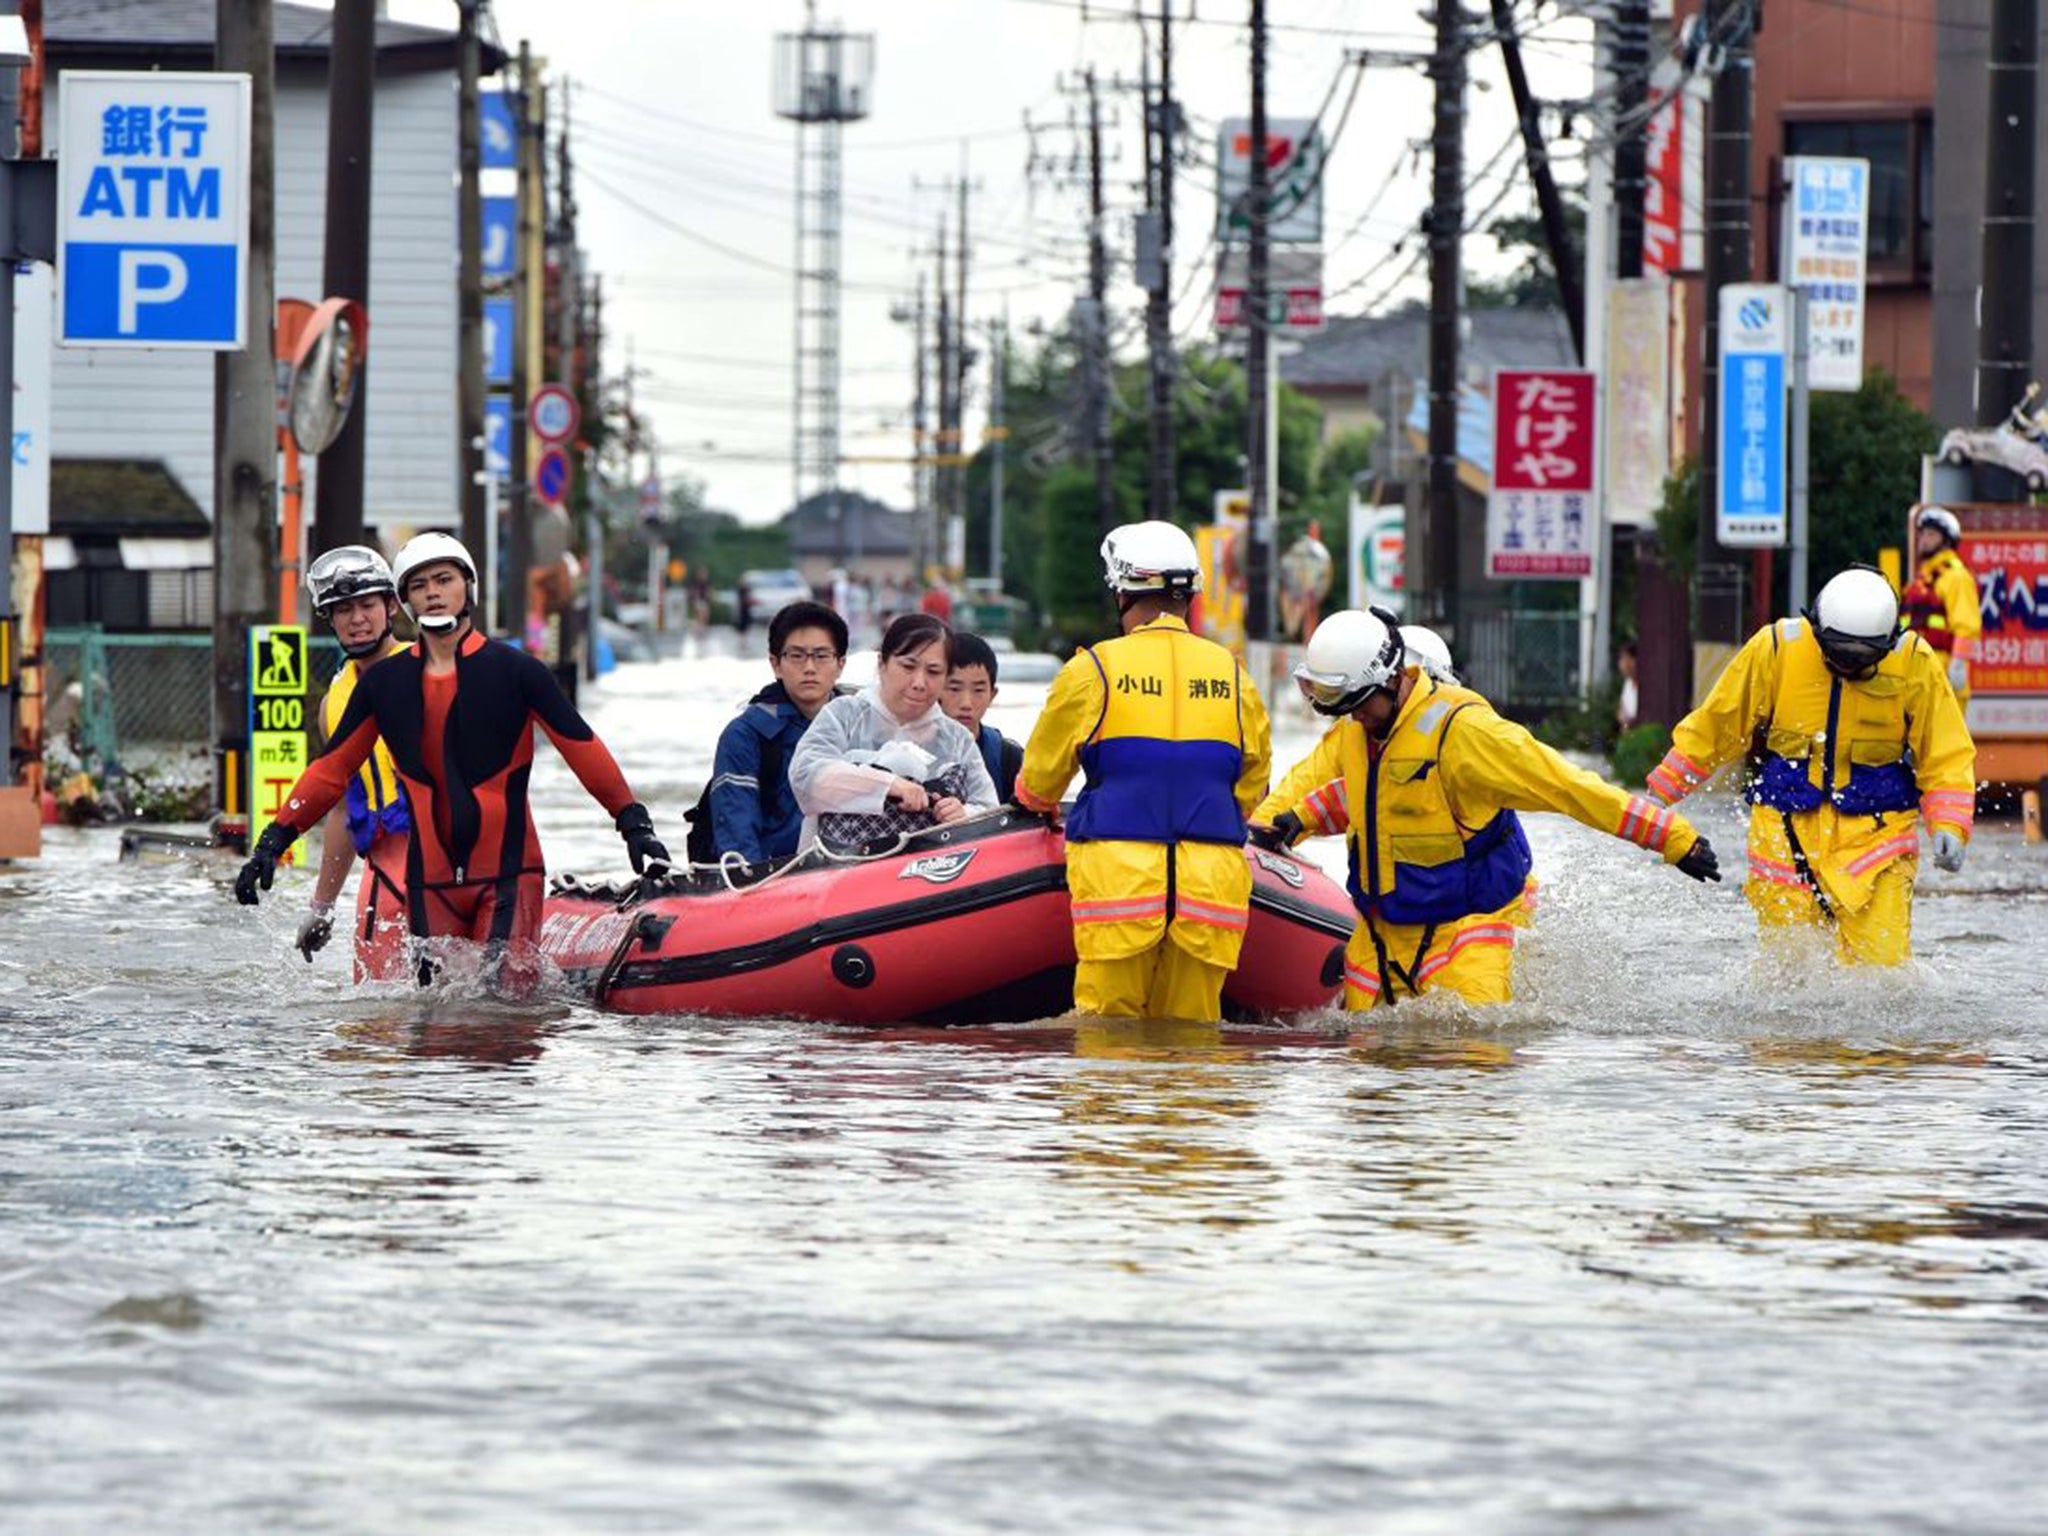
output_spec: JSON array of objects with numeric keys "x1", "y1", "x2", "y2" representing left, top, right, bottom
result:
[
  {"x1": 1900, "y1": 507, "x2": 1982, "y2": 705},
  {"x1": 233, "y1": 533, "x2": 671, "y2": 993},
  {"x1": 1644, "y1": 566, "x2": 1975, "y2": 966},
  {"x1": 295, "y1": 546, "x2": 412, "y2": 980},
  {"x1": 1015, "y1": 520, "x2": 1272, "y2": 1022},
  {"x1": 1252, "y1": 608, "x2": 1720, "y2": 1009}
]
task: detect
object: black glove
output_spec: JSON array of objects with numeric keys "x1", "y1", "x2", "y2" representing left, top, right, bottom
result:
[
  {"x1": 1676, "y1": 835, "x2": 1721, "y2": 883},
  {"x1": 233, "y1": 822, "x2": 296, "y2": 906},
  {"x1": 1248, "y1": 811, "x2": 1304, "y2": 853},
  {"x1": 615, "y1": 801, "x2": 671, "y2": 876},
  {"x1": 296, "y1": 908, "x2": 334, "y2": 962}
]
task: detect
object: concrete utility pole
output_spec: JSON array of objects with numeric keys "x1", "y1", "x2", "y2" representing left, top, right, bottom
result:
[
  {"x1": 1493, "y1": 0, "x2": 1583, "y2": 363},
  {"x1": 988, "y1": 313, "x2": 1008, "y2": 588},
  {"x1": 1143, "y1": 0, "x2": 1177, "y2": 523},
  {"x1": 507, "y1": 39, "x2": 537, "y2": 637},
  {"x1": 1696, "y1": 0, "x2": 1755, "y2": 648},
  {"x1": 1611, "y1": 0, "x2": 1650, "y2": 282},
  {"x1": 1244, "y1": 0, "x2": 1274, "y2": 641},
  {"x1": 1976, "y1": 0, "x2": 2037, "y2": 425},
  {"x1": 1426, "y1": 0, "x2": 1465, "y2": 641},
  {"x1": 214, "y1": 0, "x2": 277, "y2": 841},
  {"x1": 954, "y1": 165, "x2": 971, "y2": 569},
  {"x1": 935, "y1": 216, "x2": 953, "y2": 576},
  {"x1": 0, "y1": 0, "x2": 21, "y2": 811},
  {"x1": 313, "y1": 0, "x2": 374, "y2": 557},
  {"x1": 911, "y1": 271, "x2": 929, "y2": 577},
  {"x1": 1086, "y1": 65, "x2": 1114, "y2": 541},
  {"x1": 456, "y1": 0, "x2": 487, "y2": 600}
]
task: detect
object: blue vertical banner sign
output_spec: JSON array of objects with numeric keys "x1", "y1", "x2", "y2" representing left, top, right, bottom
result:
[
  {"x1": 481, "y1": 196, "x2": 517, "y2": 279},
  {"x1": 484, "y1": 396, "x2": 512, "y2": 478},
  {"x1": 58, "y1": 71, "x2": 253, "y2": 348},
  {"x1": 483, "y1": 296, "x2": 513, "y2": 386},
  {"x1": 1716, "y1": 282, "x2": 1789, "y2": 548},
  {"x1": 479, "y1": 88, "x2": 518, "y2": 171}
]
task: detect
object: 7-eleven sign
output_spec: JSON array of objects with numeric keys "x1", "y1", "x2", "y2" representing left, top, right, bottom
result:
[{"x1": 1217, "y1": 117, "x2": 1324, "y2": 243}]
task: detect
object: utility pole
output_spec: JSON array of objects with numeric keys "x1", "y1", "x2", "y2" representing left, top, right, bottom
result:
[
  {"x1": 989, "y1": 313, "x2": 1008, "y2": 588},
  {"x1": 214, "y1": 0, "x2": 277, "y2": 842},
  {"x1": 1143, "y1": 0, "x2": 1177, "y2": 523},
  {"x1": 507, "y1": 40, "x2": 537, "y2": 639},
  {"x1": 1085, "y1": 64, "x2": 1114, "y2": 541},
  {"x1": 1244, "y1": 0, "x2": 1275, "y2": 641},
  {"x1": 313, "y1": 0, "x2": 373, "y2": 556},
  {"x1": 935, "y1": 217, "x2": 953, "y2": 581},
  {"x1": 1425, "y1": 0, "x2": 1465, "y2": 641},
  {"x1": 1493, "y1": 0, "x2": 1583, "y2": 362},
  {"x1": 456, "y1": 0, "x2": 487, "y2": 596},
  {"x1": 1612, "y1": 0, "x2": 1650, "y2": 282},
  {"x1": 1976, "y1": 0, "x2": 2037, "y2": 425},
  {"x1": 1697, "y1": 0, "x2": 1754, "y2": 648},
  {"x1": 909, "y1": 270, "x2": 929, "y2": 580},
  {"x1": 953, "y1": 164, "x2": 971, "y2": 576}
]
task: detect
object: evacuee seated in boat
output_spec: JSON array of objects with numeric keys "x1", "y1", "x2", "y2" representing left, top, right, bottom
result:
[
  {"x1": 684, "y1": 600, "x2": 849, "y2": 867},
  {"x1": 943, "y1": 631, "x2": 1025, "y2": 802},
  {"x1": 788, "y1": 612, "x2": 1001, "y2": 852}
]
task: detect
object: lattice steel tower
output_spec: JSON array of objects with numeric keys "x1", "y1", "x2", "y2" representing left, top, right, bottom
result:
[{"x1": 774, "y1": 12, "x2": 873, "y2": 529}]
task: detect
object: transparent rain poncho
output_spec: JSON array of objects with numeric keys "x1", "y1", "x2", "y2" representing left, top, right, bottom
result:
[{"x1": 786, "y1": 685, "x2": 1000, "y2": 851}]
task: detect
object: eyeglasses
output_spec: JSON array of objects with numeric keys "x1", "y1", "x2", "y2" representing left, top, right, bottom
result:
[{"x1": 776, "y1": 647, "x2": 842, "y2": 667}]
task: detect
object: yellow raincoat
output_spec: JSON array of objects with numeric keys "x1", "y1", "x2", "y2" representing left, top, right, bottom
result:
[
  {"x1": 1259, "y1": 671, "x2": 1702, "y2": 1009},
  {"x1": 1645, "y1": 616, "x2": 1975, "y2": 965},
  {"x1": 1903, "y1": 546, "x2": 1982, "y2": 703},
  {"x1": 1017, "y1": 615, "x2": 1270, "y2": 1020}
]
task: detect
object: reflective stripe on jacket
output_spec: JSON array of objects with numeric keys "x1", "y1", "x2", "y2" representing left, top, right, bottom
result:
[{"x1": 321, "y1": 656, "x2": 411, "y2": 855}]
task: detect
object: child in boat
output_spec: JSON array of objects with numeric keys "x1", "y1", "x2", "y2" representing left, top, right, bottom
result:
[
  {"x1": 788, "y1": 613, "x2": 999, "y2": 851},
  {"x1": 687, "y1": 600, "x2": 848, "y2": 866},
  {"x1": 942, "y1": 632, "x2": 1024, "y2": 802}
]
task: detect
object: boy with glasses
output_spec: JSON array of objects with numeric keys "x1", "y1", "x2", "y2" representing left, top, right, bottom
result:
[{"x1": 688, "y1": 600, "x2": 849, "y2": 866}]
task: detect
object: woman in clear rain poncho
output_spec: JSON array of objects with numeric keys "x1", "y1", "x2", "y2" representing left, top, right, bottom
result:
[{"x1": 787, "y1": 613, "x2": 1000, "y2": 852}]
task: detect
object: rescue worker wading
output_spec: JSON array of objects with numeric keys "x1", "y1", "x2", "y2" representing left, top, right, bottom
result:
[
  {"x1": 1900, "y1": 506, "x2": 1982, "y2": 704},
  {"x1": 233, "y1": 533, "x2": 671, "y2": 993},
  {"x1": 1645, "y1": 566, "x2": 1975, "y2": 966},
  {"x1": 1253, "y1": 609, "x2": 1720, "y2": 1009},
  {"x1": 1015, "y1": 520, "x2": 1272, "y2": 1022},
  {"x1": 295, "y1": 546, "x2": 412, "y2": 980}
]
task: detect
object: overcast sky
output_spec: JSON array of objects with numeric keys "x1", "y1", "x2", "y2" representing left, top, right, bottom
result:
[{"x1": 391, "y1": 0, "x2": 1598, "y2": 525}]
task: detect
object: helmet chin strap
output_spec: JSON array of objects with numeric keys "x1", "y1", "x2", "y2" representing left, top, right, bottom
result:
[
  {"x1": 338, "y1": 622, "x2": 393, "y2": 659},
  {"x1": 412, "y1": 586, "x2": 475, "y2": 636}
]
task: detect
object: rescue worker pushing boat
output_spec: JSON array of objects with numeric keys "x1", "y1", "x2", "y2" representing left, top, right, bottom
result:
[
  {"x1": 233, "y1": 533, "x2": 671, "y2": 993},
  {"x1": 1016, "y1": 521, "x2": 1273, "y2": 1022},
  {"x1": 1254, "y1": 608, "x2": 1719, "y2": 1009},
  {"x1": 1900, "y1": 507, "x2": 1982, "y2": 704},
  {"x1": 1644, "y1": 566, "x2": 1975, "y2": 966},
  {"x1": 295, "y1": 546, "x2": 412, "y2": 980}
]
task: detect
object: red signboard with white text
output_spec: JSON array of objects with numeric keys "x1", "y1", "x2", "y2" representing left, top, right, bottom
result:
[
  {"x1": 1961, "y1": 531, "x2": 2048, "y2": 734},
  {"x1": 1643, "y1": 93, "x2": 1684, "y2": 274},
  {"x1": 1488, "y1": 368, "x2": 1599, "y2": 580}
]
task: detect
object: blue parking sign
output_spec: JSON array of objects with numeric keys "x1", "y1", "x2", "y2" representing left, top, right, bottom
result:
[
  {"x1": 484, "y1": 296, "x2": 513, "y2": 385},
  {"x1": 485, "y1": 396, "x2": 512, "y2": 478},
  {"x1": 482, "y1": 197, "x2": 517, "y2": 279},
  {"x1": 59, "y1": 72, "x2": 251, "y2": 349}
]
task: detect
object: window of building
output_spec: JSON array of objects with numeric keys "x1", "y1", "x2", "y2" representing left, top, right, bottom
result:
[{"x1": 1782, "y1": 115, "x2": 1933, "y2": 281}]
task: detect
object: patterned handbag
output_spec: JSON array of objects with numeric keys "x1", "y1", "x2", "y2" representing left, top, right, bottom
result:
[{"x1": 818, "y1": 764, "x2": 969, "y2": 852}]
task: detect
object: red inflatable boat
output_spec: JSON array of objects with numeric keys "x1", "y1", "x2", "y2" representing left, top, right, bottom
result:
[{"x1": 539, "y1": 810, "x2": 1353, "y2": 1025}]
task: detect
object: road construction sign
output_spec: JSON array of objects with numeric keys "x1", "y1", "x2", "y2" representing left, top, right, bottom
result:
[
  {"x1": 250, "y1": 624, "x2": 306, "y2": 696},
  {"x1": 247, "y1": 625, "x2": 308, "y2": 853}
]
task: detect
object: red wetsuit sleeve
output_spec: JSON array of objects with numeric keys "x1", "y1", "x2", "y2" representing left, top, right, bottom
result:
[
  {"x1": 278, "y1": 707, "x2": 382, "y2": 836},
  {"x1": 521, "y1": 654, "x2": 636, "y2": 816}
]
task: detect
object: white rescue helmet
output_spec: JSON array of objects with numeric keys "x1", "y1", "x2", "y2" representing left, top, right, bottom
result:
[
  {"x1": 307, "y1": 544, "x2": 396, "y2": 616},
  {"x1": 1809, "y1": 565, "x2": 1901, "y2": 679},
  {"x1": 393, "y1": 531, "x2": 479, "y2": 632},
  {"x1": 1294, "y1": 606, "x2": 1407, "y2": 716},
  {"x1": 1399, "y1": 624, "x2": 1457, "y2": 684},
  {"x1": 1101, "y1": 520, "x2": 1204, "y2": 597},
  {"x1": 1916, "y1": 506, "x2": 1963, "y2": 546}
]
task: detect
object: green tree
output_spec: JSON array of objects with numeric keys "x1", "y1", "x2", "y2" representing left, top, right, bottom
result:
[
  {"x1": 1037, "y1": 462, "x2": 1117, "y2": 648},
  {"x1": 1468, "y1": 193, "x2": 1586, "y2": 312},
  {"x1": 1650, "y1": 373, "x2": 1937, "y2": 604}
]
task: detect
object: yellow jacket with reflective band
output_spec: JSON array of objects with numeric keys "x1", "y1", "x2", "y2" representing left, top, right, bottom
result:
[
  {"x1": 1257, "y1": 671, "x2": 1700, "y2": 917},
  {"x1": 1905, "y1": 548, "x2": 1982, "y2": 659},
  {"x1": 320, "y1": 651, "x2": 411, "y2": 855},
  {"x1": 1017, "y1": 615, "x2": 1272, "y2": 967},
  {"x1": 1645, "y1": 617, "x2": 1975, "y2": 912}
]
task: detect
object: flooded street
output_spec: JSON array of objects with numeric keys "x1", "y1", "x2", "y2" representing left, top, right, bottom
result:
[{"x1": 4, "y1": 647, "x2": 2047, "y2": 1533}]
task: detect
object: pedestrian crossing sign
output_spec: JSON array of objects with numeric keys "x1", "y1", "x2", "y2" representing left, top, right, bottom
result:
[{"x1": 251, "y1": 625, "x2": 306, "y2": 697}]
